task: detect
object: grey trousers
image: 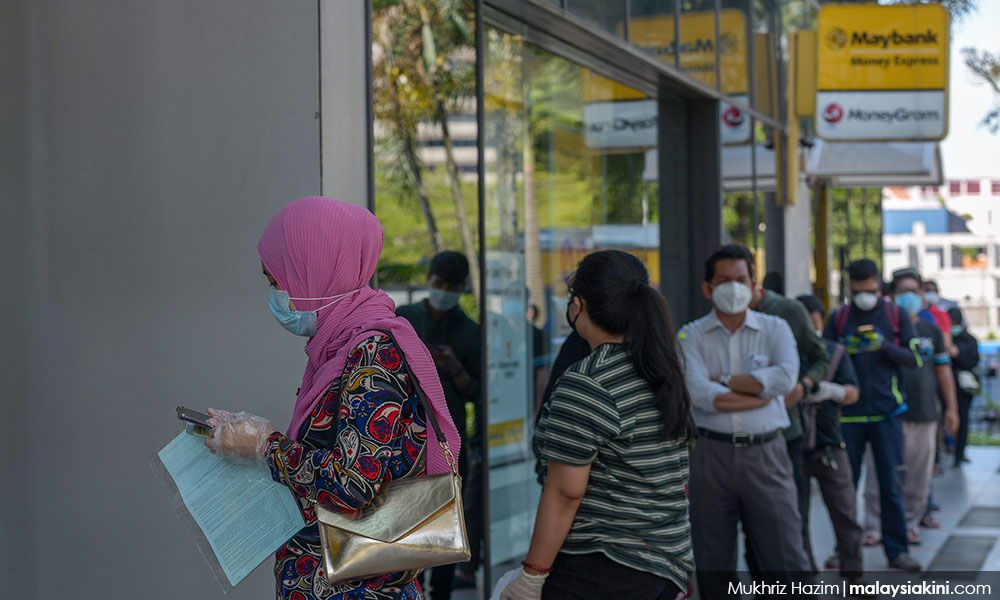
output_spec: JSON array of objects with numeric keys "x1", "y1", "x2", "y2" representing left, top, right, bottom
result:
[
  {"x1": 803, "y1": 445, "x2": 864, "y2": 577},
  {"x1": 863, "y1": 421, "x2": 937, "y2": 536},
  {"x1": 690, "y1": 435, "x2": 811, "y2": 600}
]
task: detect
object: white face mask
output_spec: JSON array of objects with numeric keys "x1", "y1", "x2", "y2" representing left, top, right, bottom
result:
[
  {"x1": 924, "y1": 291, "x2": 940, "y2": 306},
  {"x1": 852, "y1": 291, "x2": 879, "y2": 312},
  {"x1": 427, "y1": 286, "x2": 462, "y2": 312},
  {"x1": 711, "y1": 281, "x2": 753, "y2": 315}
]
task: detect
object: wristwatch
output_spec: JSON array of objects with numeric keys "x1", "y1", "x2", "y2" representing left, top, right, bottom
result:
[
  {"x1": 801, "y1": 377, "x2": 820, "y2": 395},
  {"x1": 719, "y1": 374, "x2": 732, "y2": 387}
]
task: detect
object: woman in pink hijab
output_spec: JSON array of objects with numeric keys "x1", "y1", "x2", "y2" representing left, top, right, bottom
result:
[{"x1": 205, "y1": 196, "x2": 462, "y2": 600}]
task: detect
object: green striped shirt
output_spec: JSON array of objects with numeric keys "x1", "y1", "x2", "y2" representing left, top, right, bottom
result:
[{"x1": 533, "y1": 343, "x2": 692, "y2": 589}]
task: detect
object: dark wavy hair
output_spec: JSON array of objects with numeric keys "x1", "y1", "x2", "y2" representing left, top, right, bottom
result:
[{"x1": 570, "y1": 250, "x2": 692, "y2": 439}]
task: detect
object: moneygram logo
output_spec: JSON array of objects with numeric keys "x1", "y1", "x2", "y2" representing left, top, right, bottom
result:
[
  {"x1": 822, "y1": 103, "x2": 844, "y2": 124},
  {"x1": 722, "y1": 106, "x2": 745, "y2": 128}
]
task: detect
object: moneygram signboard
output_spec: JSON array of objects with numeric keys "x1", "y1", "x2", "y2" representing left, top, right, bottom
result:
[{"x1": 816, "y1": 4, "x2": 949, "y2": 141}]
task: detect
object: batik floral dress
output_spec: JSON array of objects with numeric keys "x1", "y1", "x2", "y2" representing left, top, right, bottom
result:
[{"x1": 264, "y1": 333, "x2": 428, "y2": 600}]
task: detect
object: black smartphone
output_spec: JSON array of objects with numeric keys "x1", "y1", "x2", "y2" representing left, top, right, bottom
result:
[{"x1": 177, "y1": 406, "x2": 213, "y2": 428}]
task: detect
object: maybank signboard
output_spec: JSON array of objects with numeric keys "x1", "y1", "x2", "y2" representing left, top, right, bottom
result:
[{"x1": 816, "y1": 4, "x2": 949, "y2": 141}]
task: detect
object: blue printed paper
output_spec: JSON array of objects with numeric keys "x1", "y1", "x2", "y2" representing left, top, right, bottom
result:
[{"x1": 158, "y1": 431, "x2": 305, "y2": 587}]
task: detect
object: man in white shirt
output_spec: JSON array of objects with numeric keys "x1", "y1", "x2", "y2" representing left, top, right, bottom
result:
[{"x1": 678, "y1": 245, "x2": 810, "y2": 599}]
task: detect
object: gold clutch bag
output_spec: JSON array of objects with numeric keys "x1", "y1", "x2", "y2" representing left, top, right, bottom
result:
[
  {"x1": 315, "y1": 348, "x2": 470, "y2": 584},
  {"x1": 316, "y1": 470, "x2": 470, "y2": 583}
]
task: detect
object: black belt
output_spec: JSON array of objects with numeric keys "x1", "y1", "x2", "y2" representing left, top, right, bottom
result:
[{"x1": 696, "y1": 428, "x2": 781, "y2": 447}]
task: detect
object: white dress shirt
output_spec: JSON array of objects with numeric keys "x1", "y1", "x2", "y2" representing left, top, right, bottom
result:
[{"x1": 678, "y1": 309, "x2": 799, "y2": 435}]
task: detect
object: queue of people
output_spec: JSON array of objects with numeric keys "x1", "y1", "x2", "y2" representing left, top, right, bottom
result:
[{"x1": 196, "y1": 197, "x2": 980, "y2": 600}]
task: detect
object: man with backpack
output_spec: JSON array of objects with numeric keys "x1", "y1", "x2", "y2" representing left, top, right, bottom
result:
[{"x1": 823, "y1": 259, "x2": 922, "y2": 571}]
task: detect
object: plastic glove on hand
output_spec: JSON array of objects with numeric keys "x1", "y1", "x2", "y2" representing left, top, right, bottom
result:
[
  {"x1": 204, "y1": 408, "x2": 277, "y2": 460},
  {"x1": 816, "y1": 381, "x2": 847, "y2": 403},
  {"x1": 500, "y1": 569, "x2": 548, "y2": 600}
]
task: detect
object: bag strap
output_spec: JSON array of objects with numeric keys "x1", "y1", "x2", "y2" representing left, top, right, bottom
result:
[
  {"x1": 834, "y1": 305, "x2": 850, "y2": 339},
  {"x1": 824, "y1": 343, "x2": 846, "y2": 382},
  {"x1": 883, "y1": 297, "x2": 901, "y2": 345},
  {"x1": 325, "y1": 329, "x2": 458, "y2": 475}
]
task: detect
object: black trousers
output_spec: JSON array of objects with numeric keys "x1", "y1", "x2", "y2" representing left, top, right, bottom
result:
[
  {"x1": 803, "y1": 445, "x2": 863, "y2": 578},
  {"x1": 542, "y1": 552, "x2": 684, "y2": 600},
  {"x1": 955, "y1": 392, "x2": 973, "y2": 464}
]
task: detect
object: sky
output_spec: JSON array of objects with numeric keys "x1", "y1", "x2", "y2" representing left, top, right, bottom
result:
[{"x1": 940, "y1": 0, "x2": 1000, "y2": 178}]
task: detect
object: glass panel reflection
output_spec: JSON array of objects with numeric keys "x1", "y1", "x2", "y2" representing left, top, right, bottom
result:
[
  {"x1": 568, "y1": 0, "x2": 627, "y2": 38},
  {"x1": 484, "y1": 27, "x2": 659, "y2": 588}
]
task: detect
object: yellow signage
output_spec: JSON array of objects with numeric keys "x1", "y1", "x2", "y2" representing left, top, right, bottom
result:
[
  {"x1": 581, "y1": 70, "x2": 646, "y2": 103},
  {"x1": 628, "y1": 9, "x2": 748, "y2": 95},
  {"x1": 817, "y1": 4, "x2": 949, "y2": 91},
  {"x1": 794, "y1": 30, "x2": 817, "y2": 117}
]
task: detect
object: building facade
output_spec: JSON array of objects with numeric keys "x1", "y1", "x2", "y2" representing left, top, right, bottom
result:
[
  {"x1": 884, "y1": 179, "x2": 1000, "y2": 339},
  {"x1": 2, "y1": 1, "x2": 812, "y2": 598}
]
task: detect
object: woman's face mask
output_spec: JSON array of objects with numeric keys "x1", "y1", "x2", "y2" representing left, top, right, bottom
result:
[{"x1": 267, "y1": 286, "x2": 359, "y2": 337}]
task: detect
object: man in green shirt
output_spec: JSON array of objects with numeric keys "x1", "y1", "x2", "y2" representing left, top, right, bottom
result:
[
  {"x1": 747, "y1": 268, "x2": 830, "y2": 574},
  {"x1": 396, "y1": 250, "x2": 482, "y2": 599}
]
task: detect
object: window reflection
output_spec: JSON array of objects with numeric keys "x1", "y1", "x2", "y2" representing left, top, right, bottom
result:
[
  {"x1": 568, "y1": 0, "x2": 627, "y2": 38},
  {"x1": 371, "y1": 0, "x2": 480, "y2": 304},
  {"x1": 484, "y1": 26, "x2": 659, "y2": 588}
]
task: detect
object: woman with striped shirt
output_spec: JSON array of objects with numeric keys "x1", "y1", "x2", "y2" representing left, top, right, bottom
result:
[{"x1": 502, "y1": 250, "x2": 693, "y2": 600}]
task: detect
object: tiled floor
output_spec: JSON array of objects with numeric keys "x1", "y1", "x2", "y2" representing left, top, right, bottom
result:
[
  {"x1": 439, "y1": 446, "x2": 1000, "y2": 599},
  {"x1": 807, "y1": 445, "x2": 1000, "y2": 573}
]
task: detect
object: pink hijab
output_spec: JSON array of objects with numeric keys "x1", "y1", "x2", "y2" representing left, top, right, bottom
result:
[{"x1": 257, "y1": 197, "x2": 461, "y2": 475}]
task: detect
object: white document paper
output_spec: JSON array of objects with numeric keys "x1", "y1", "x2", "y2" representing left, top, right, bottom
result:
[{"x1": 157, "y1": 431, "x2": 306, "y2": 587}]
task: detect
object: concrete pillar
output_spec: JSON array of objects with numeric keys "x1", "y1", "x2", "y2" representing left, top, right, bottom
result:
[
  {"x1": 320, "y1": 1, "x2": 369, "y2": 208},
  {"x1": 783, "y1": 173, "x2": 813, "y2": 298}
]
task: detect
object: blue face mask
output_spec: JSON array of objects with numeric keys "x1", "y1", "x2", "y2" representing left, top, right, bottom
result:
[
  {"x1": 951, "y1": 325, "x2": 964, "y2": 338},
  {"x1": 267, "y1": 287, "x2": 360, "y2": 337},
  {"x1": 894, "y1": 291, "x2": 923, "y2": 317}
]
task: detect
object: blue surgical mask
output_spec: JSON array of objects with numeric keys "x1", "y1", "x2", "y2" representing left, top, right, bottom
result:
[
  {"x1": 267, "y1": 287, "x2": 359, "y2": 337},
  {"x1": 951, "y1": 325, "x2": 964, "y2": 338},
  {"x1": 894, "y1": 291, "x2": 923, "y2": 317}
]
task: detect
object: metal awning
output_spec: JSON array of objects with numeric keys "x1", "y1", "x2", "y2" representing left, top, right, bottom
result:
[{"x1": 806, "y1": 141, "x2": 942, "y2": 188}]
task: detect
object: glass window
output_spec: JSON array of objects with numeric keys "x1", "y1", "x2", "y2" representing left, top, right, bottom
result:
[
  {"x1": 949, "y1": 181, "x2": 962, "y2": 195},
  {"x1": 628, "y1": 0, "x2": 678, "y2": 67},
  {"x1": 484, "y1": 27, "x2": 659, "y2": 588},
  {"x1": 371, "y1": 4, "x2": 485, "y2": 594},
  {"x1": 751, "y1": 0, "x2": 781, "y2": 119},
  {"x1": 968, "y1": 180, "x2": 981, "y2": 194},
  {"x1": 992, "y1": 180, "x2": 1000, "y2": 195},
  {"x1": 722, "y1": 119, "x2": 765, "y2": 253},
  {"x1": 567, "y1": 0, "x2": 627, "y2": 38},
  {"x1": 719, "y1": 0, "x2": 752, "y2": 140},
  {"x1": 372, "y1": 0, "x2": 480, "y2": 304}
]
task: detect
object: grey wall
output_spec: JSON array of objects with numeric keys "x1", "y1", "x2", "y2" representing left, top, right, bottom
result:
[{"x1": 0, "y1": 1, "x2": 359, "y2": 598}]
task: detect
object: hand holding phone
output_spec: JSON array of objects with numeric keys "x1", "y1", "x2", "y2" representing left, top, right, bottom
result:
[
  {"x1": 177, "y1": 406, "x2": 214, "y2": 438},
  {"x1": 177, "y1": 406, "x2": 214, "y2": 428}
]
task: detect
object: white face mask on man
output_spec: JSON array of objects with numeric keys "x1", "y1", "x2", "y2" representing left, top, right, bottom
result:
[
  {"x1": 427, "y1": 286, "x2": 462, "y2": 312},
  {"x1": 711, "y1": 281, "x2": 753, "y2": 315},
  {"x1": 851, "y1": 291, "x2": 879, "y2": 312}
]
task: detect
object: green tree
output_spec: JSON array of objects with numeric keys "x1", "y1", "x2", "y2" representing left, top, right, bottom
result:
[{"x1": 962, "y1": 48, "x2": 1000, "y2": 133}]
